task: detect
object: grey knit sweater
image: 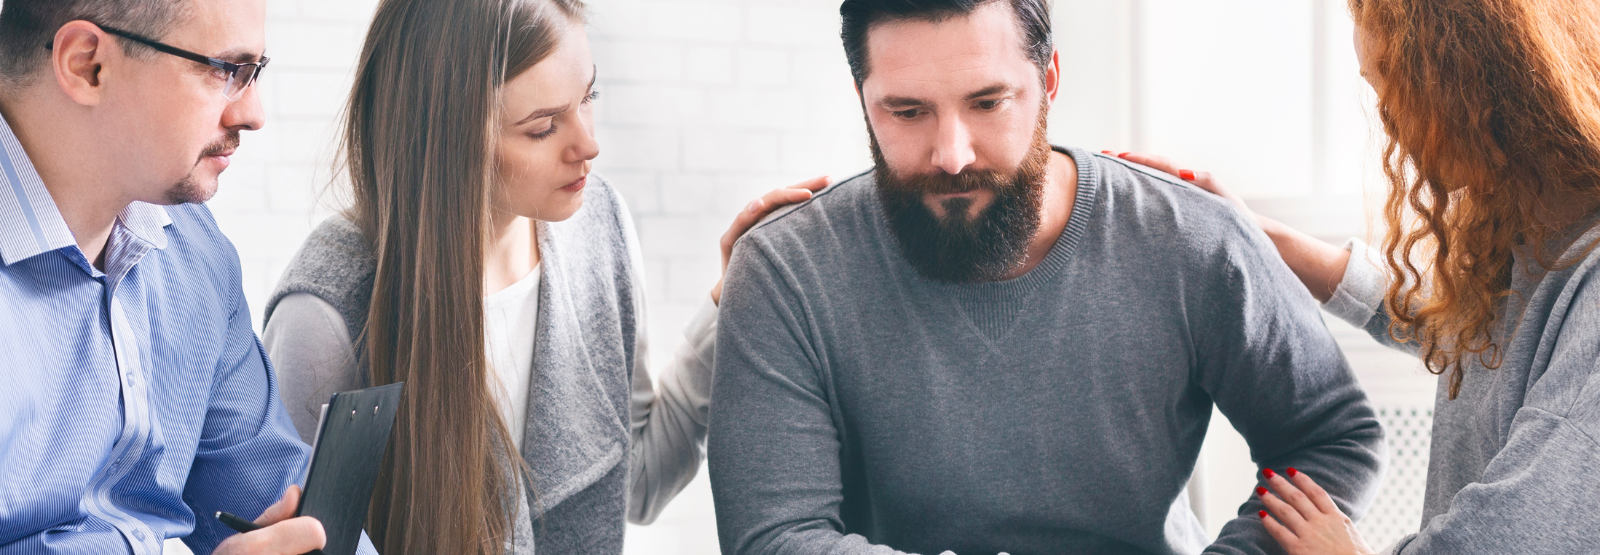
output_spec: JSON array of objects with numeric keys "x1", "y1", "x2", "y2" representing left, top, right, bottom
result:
[
  {"x1": 1326, "y1": 217, "x2": 1600, "y2": 554},
  {"x1": 709, "y1": 148, "x2": 1386, "y2": 555},
  {"x1": 262, "y1": 175, "x2": 715, "y2": 554}
]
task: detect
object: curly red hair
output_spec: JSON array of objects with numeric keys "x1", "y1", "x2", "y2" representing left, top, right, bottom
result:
[{"x1": 1350, "y1": 0, "x2": 1600, "y2": 398}]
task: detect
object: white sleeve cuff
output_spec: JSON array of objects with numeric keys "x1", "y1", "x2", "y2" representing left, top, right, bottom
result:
[{"x1": 1322, "y1": 238, "x2": 1388, "y2": 329}]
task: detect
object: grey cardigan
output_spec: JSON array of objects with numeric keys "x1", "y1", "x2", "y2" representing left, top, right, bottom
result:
[
  {"x1": 262, "y1": 175, "x2": 715, "y2": 553},
  {"x1": 1326, "y1": 222, "x2": 1600, "y2": 554}
]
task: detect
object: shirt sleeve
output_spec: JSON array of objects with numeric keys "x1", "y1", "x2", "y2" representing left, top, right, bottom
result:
[
  {"x1": 614, "y1": 180, "x2": 715, "y2": 525},
  {"x1": 627, "y1": 292, "x2": 718, "y2": 524},
  {"x1": 1195, "y1": 225, "x2": 1388, "y2": 555},
  {"x1": 1381, "y1": 274, "x2": 1600, "y2": 554},
  {"x1": 708, "y1": 242, "x2": 917, "y2": 555},
  {"x1": 180, "y1": 291, "x2": 314, "y2": 553},
  {"x1": 1322, "y1": 239, "x2": 1417, "y2": 355},
  {"x1": 1383, "y1": 411, "x2": 1600, "y2": 554},
  {"x1": 262, "y1": 292, "x2": 364, "y2": 444}
]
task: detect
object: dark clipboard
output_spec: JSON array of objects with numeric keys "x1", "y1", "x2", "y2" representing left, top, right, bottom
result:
[{"x1": 296, "y1": 382, "x2": 404, "y2": 555}]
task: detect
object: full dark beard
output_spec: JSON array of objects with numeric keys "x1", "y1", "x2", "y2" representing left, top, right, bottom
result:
[
  {"x1": 872, "y1": 104, "x2": 1052, "y2": 283},
  {"x1": 166, "y1": 130, "x2": 241, "y2": 204}
]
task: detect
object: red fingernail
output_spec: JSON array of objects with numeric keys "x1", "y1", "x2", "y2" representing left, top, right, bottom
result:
[
  {"x1": 1287, "y1": 468, "x2": 1299, "y2": 478},
  {"x1": 1101, "y1": 150, "x2": 1114, "y2": 154},
  {"x1": 1255, "y1": 486, "x2": 1267, "y2": 497},
  {"x1": 1263, "y1": 469, "x2": 1276, "y2": 479},
  {"x1": 1179, "y1": 169, "x2": 1196, "y2": 180},
  {"x1": 1118, "y1": 152, "x2": 1130, "y2": 158},
  {"x1": 1259, "y1": 510, "x2": 1268, "y2": 519}
]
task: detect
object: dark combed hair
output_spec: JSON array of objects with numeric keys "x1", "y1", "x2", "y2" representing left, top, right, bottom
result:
[
  {"x1": 839, "y1": 0, "x2": 1053, "y2": 87},
  {"x1": 0, "y1": 0, "x2": 188, "y2": 83}
]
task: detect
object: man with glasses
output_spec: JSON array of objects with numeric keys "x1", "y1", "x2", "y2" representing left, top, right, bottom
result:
[{"x1": 0, "y1": 1, "x2": 370, "y2": 553}]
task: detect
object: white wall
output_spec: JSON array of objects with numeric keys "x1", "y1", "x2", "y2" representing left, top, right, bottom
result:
[{"x1": 0, "y1": 0, "x2": 1428, "y2": 552}]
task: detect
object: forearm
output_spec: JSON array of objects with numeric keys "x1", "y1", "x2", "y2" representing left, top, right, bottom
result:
[
  {"x1": 1207, "y1": 433, "x2": 1386, "y2": 555},
  {"x1": 627, "y1": 296, "x2": 717, "y2": 524},
  {"x1": 1257, "y1": 217, "x2": 1350, "y2": 303}
]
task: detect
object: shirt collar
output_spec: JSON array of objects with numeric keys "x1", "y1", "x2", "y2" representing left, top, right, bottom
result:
[
  {"x1": 0, "y1": 113, "x2": 170, "y2": 266},
  {"x1": 118, "y1": 202, "x2": 173, "y2": 251}
]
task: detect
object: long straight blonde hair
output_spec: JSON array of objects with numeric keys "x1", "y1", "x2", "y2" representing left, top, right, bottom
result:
[{"x1": 340, "y1": 0, "x2": 584, "y2": 552}]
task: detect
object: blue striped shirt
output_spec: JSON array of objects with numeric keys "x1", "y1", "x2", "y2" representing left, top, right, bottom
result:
[{"x1": 0, "y1": 114, "x2": 375, "y2": 555}]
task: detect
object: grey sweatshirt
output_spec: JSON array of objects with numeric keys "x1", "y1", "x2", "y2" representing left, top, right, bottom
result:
[
  {"x1": 1326, "y1": 222, "x2": 1600, "y2": 554},
  {"x1": 708, "y1": 148, "x2": 1386, "y2": 555}
]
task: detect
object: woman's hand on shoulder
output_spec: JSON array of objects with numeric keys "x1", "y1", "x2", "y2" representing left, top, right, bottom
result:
[
  {"x1": 1107, "y1": 151, "x2": 1351, "y2": 302},
  {"x1": 712, "y1": 176, "x2": 831, "y2": 305},
  {"x1": 1108, "y1": 151, "x2": 1258, "y2": 226}
]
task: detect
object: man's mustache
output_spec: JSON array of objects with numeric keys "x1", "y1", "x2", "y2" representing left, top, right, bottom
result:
[
  {"x1": 199, "y1": 132, "x2": 241, "y2": 160},
  {"x1": 878, "y1": 168, "x2": 1014, "y2": 195}
]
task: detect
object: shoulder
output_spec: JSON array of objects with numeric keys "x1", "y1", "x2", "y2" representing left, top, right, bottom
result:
[
  {"x1": 1087, "y1": 152, "x2": 1281, "y2": 273},
  {"x1": 740, "y1": 168, "x2": 878, "y2": 257},
  {"x1": 1090, "y1": 153, "x2": 1260, "y2": 243},
  {"x1": 265, "y1": 214, "x2": 376, "y2": 332}
]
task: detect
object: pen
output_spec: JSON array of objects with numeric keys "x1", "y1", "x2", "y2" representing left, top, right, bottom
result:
[{"x1": 215, "y1": 511, "x2": 262, "y2": 534}]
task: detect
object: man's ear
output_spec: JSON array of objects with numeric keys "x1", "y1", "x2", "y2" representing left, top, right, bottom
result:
[
  {"x1": 1044, "y1": 49, "x2": 1061, "y2": 105},
  {"x1": 50, "y1": 21, "x2": 114, "y2": 106}
]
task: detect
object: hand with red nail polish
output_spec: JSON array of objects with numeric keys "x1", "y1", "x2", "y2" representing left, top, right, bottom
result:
[{"x1": 1257, "y1": 467, "x2": 1377, "y2": 555}]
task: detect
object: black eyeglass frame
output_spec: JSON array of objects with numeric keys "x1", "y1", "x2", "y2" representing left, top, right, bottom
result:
[{"x1": 45, "y1": 24, "x2": 270, "y2": 100}]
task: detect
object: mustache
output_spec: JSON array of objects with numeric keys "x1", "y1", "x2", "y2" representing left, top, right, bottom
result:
[
  {"x1": 200, "y1": 131, "x2": 241, "y2": 159},
  {"x1": 876, "y1": 167, "x2": 1016, "y2": 195}
]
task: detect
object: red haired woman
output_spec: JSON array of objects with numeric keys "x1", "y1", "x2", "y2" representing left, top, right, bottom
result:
[{"x1": 1131, "y1": 0, "x2": 1600, "y2": 552}]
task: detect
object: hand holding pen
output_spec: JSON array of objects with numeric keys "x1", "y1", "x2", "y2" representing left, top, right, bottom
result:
[{"x1": 213, "y1": 485, "x2": 327, "y2": 555}]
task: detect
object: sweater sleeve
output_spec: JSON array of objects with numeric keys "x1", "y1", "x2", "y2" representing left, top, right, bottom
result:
[
  {"x1": 261, "y1": 292, "x2": 364, "y2": 445},
  {"x1": 1323, "y1": 239, "x2": 1418, "y2": 355},
  {"x1": 626, "y1": 292, "x2": 717, "y2": 524},
  {"x1": 1382, "y1": 271, "x2": 1600, "y2": 554},
  {"x1": 618, "y1": 183, "x2": 715, "y2": 525},
  {"x1": 708, "y1": 242, "x2": 919, "y2": 555},
  {"x1": 1196, "y1": 225, "x2": 1387, "y2": 555}
]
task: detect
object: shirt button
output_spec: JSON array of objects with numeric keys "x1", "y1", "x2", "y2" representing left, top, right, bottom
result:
[{"x1": 132, "y1": 529, "x2": 145, "y2": 540}]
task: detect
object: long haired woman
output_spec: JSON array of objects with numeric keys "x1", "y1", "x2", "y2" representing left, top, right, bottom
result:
[
  {"x1": 1126, "y1": 0, "x2": 1600, "y2": 552},
  {"x1": 260, "y1": 0, "x2": 825, "y2": 553}
]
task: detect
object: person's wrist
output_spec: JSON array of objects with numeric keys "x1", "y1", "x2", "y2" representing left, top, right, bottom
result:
[{"x1": 1252, "y1": 213, "x2": 1286, "y2": 237}]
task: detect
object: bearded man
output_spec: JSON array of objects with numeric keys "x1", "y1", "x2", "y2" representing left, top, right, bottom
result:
[{"x1": 706, "y1": 0, "x2": 1385, "y2": 554}]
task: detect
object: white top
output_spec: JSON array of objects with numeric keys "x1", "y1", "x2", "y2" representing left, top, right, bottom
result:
[{"x1": 483, "y1": 265, "x2": 541, "y2": 451}]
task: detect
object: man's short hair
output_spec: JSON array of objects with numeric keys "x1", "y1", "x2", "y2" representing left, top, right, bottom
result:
[
  {"x1": 0, "y1": 0, "x2": 190, "y2": 84},
  {"x1": 839, "y1": 0, "x2": 1053, "y2": 88}
]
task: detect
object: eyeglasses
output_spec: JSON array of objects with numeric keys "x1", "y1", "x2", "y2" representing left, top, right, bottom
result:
[{"x1": 46, "y1": 24, "x2": 269, "y2": 101}]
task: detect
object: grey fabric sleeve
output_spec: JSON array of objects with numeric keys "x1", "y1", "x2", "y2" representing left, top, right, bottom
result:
[
  {"x1": 621, "y1": 189, "x2": 715, "y2": 526},
  {"x1": 1322, "y1": 239, "x2": 1417, "y2": 355},
  {"x1": 1197, "y1": 225, "x2": 1386, "y2": 555},
  {"x1": 262, "y1": 292, "x2": 364, "y2": 445},
  {"x1": 627, "y1": 294, "x2": 717, "y2": 524},
  {"x1": 708, "y1": 243, "x2": 918, "y2": 555},
  {"x1": 1383, "y1": 276, "x2": 1600, "y2": 553}
]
